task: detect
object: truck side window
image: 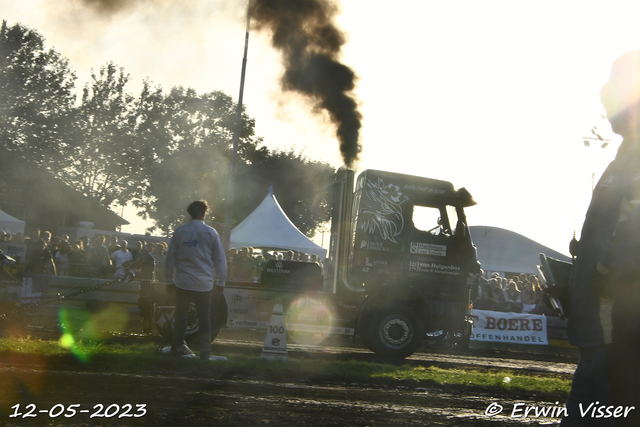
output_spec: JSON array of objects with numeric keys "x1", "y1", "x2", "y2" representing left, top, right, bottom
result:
[{"x1": 412, "y1": 206, "x2": 446, "y2": 235}]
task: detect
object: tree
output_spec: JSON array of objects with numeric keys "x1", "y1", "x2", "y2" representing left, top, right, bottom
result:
[
  {"x1": 132, "y1": 86, "x2": 263, "y2": 236},
  {"x1": 63, "y1": 62, "x2": 139, "y2": 207},
  {"x1": 236, "y1": 148, "x2": 335, "y2": 238},
  {"x1": 0, "y1": 20, "x2": 336, "y2": 239},
  {"x1": 131, "y1": 86, "x2": 335, "y2": 239},
  {"x1": 0, "y1": 20, "x2": 76, "y2": 168}
]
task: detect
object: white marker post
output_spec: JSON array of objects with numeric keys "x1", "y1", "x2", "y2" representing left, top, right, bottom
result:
[{"x1": 261, "y1": 304, "x2": 288, "y2": 362}]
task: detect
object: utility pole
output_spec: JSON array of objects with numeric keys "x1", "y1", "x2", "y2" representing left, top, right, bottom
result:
[{"x1": 223, "y1": 0, "x2": 252, "y2": 251}]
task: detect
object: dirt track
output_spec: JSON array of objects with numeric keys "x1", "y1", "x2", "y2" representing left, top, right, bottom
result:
[
  {"x1": 0, "y1": 329, "x2": 575, "y2": 426},
  {"x1": 0, "y1": 367, "x2": 565, "y2": 426}
]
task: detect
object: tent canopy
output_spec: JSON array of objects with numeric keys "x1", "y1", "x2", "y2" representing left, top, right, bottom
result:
[
  {"x1": 469, "y1": 225, "x2": 571, "y2": 275},
  {"x1": 0, "y1": 209, "x2": 25, "y2": 235},
  {"x1": 230, "y1": 189, "x2": 327, "y2": 259}
]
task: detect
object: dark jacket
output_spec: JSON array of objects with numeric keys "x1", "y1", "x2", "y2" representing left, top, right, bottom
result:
[{"x1": 568, "y1": 141, "x2": 640, "y2": 348}]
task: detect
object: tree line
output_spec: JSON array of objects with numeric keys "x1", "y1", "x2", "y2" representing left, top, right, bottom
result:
[{"x1": 0, "y1": 20, "x2": 335, "y2": 237}]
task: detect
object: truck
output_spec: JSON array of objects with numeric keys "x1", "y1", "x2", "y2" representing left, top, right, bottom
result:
[{"x1": 147, "y1": 167, "x2": 482, "y2": 359}]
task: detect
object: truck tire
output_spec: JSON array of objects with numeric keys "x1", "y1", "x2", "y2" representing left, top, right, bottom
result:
[
  {"x1": 184, "y1": 293, "x2": 226, "y2": 345},
  {"x1": 367, "y1": 304, "x2": 424, "y2": 359},
  {"x1": 166, "y1": 303, "x2": 221, "y2": 347},
  {"x1": 184, "y1": 303, "x2": 201, "y2": 340}
]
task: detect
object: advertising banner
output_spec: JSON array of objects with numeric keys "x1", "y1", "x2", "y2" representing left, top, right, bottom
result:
[
  {"x1": 0, "y1": 242, "x2": 27, "y2": 279},
  {"x1": 226, "y1": 288, "x2": 282, "y2": 329},
  {"x1": 471, "y1": 309, "x2": 548, "y2": 345},
  {"x1": 223, "y1": 287, "x2": 356, "y2": 336},
  {"x1": 0, "y1": 243, "x2": 27, "y2": 264}
]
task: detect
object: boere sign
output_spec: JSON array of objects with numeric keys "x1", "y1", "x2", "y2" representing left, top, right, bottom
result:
[{"x1": 471, "y1": 310, "x2": 548, "y2": 345}]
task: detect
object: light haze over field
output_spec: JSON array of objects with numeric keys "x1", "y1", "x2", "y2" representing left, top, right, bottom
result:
[{"x1": 3, "y1": 0, "x2": 640, "y2": 256}]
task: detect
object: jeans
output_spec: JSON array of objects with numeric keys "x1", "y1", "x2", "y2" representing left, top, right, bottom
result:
[
  {"x1": 561, "y1": 346, "x2": 616, "y2": 427},
  {"x1": 171, "y1": 287, "x2": 213, "y2": 356},
  {"x1": 607, "y1": 332, "x2": 640, "y2": 427}
]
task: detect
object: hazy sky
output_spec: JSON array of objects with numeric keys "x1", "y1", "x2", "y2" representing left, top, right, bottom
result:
[{"x1": 3, "y1": 0, "x2": 640, "y2": 255}]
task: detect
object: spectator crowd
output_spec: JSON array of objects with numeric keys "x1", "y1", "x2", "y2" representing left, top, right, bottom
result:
[
  {"x1": 226, "y1": 246, "x2": 323, "y2": 282},
  {"x1": 1, "y1": 228, "x2": 167, "y2": 281},
  {"x1": 4, "y1": 230, "x2": 549, "y2": 317},
  {"x1": 1, "y1": 229, "x2": 324, "y2": 286},
  {"x1": 473, "y1": 271, "x2": 551, "y2": 315}
]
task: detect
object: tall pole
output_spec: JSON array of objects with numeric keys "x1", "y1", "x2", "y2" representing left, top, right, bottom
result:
[{"x1": 223, "y1": 0, "x2": 252, "y2": 251}]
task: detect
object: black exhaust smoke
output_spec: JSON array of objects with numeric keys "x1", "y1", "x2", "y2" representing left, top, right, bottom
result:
[
  {"x1": 77, "y1": 0, "x2": 132, "y2": 13},
  {"x1": 250, "y1": 0, "x2": 362, "y2": 167},
  {"x1": 74, "y1": 0, "x2": 362, "y2": 165}
]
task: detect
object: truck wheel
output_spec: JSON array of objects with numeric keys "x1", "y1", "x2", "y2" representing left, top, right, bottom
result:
[
  {"x1": 184, "y1": 297, "x2": 224, "y2": 345},
  {"x1": 368, "y1": 305, "x2": 424, "y2": 359},
  {"x1": 184, "y1": 303, "x2": 200, "y2": 340}
]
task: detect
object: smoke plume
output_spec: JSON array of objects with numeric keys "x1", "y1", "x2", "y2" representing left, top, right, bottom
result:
[
  {"x1": 71, "y1": 0, "x2": 362, "y2": 166},
  {"x1": 250, "y1": 0, "x2": 362, "y2": 167},
  {"x1": 75, "y1": 0, "x2": 137, "y2": 13}
]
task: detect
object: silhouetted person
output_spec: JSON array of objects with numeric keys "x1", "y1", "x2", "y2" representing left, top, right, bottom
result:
[
  {"x1": 111, "y1": 240, "x2": 133, "y2": 280},
  {"x1": 232, "y1": 247, "x2": 256, "y2": 281},
  {"x1": 86, "y1": 235, "x2": 110, "y2": 277},
  {"x1": 165, "y1": 200, "x2": 227, "y2": 360},
  {"x1": 25, "y1": 240, "x2": 56, "y2": 275},
  {"x1": 563, "y1": 50, "x2": 640, "y2": 426}
]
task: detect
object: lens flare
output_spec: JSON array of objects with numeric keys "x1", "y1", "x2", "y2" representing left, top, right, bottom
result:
[
  {"x1": 58, "y1": 333, "x2": 75, "y2": 349},
  {"x1": 285, "y1": 295, "x2": 335, "y2": 345},
  {"x1": 57, "y1": 308, "x2": 100, "y2": 362}
]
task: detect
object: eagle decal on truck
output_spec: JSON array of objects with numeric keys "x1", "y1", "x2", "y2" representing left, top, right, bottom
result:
[{"x1": 359, "y1": 178, "x2": 408, "y2": 243}]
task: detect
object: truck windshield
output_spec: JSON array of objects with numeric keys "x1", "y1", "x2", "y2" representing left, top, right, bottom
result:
[{"x1": 412, "y1": 206, "x2": 441, "y2": 233}]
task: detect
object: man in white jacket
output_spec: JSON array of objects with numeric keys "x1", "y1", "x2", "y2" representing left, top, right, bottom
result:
[{"x1": 165, "y1": 200, "x2": 227, "y2": 360}]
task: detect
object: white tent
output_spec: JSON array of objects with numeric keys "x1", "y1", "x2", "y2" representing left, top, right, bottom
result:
[
  {"x1": 470, "y1": 225, "x2": 571, "y2": 275},
  {"x1": 0, "y1": 209, "x2": 25, "y2": 235},
  {"x1": 229, "y1": 189, "x2": 327, "y2": 259}
]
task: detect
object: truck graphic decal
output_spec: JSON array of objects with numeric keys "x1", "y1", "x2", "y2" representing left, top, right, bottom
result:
[
  {"x1": 410, "y1": 242, "x2": 447, "y2": 256},
  {"x1": 408, "y1": 261, "x2": 461, "y2": 275},
  {"x1": 359, "y1": 178, "x2": 408, "y2": 243}
]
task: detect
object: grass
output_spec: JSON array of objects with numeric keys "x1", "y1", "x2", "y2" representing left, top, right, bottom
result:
[
  {"x1": 0, "y1": 336, "x2": 571, "y2": 396},
  {"x1": 0, "y1": 336, "x2": 152, "y2": 356}
]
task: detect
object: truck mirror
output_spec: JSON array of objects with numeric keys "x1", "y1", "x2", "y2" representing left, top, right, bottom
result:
[{"x1": 457, "y1": 188, "x2": 476, "y2": 207}]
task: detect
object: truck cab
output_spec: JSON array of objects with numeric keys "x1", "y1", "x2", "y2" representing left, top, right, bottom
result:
[{"x1": 329, "y1": 169, "x2": 480, "y2": 357}]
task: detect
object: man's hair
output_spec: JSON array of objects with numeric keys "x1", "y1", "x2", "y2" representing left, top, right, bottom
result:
[{"x1": 187, "y1": 200, "x2": 209, "y2": 219}]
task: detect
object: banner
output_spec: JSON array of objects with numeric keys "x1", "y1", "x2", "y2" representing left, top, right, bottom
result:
[
  {"x1": 224, "y1": 288, "x2": 357, "y2": 336},
  {"x1": 470, "y1": 309, "x2": 548, "y2": 345},
  {"x1": 0, "y1": 243, "x2": 27, "y2": 264},
  {"x1": 0, "y1": 242, "x2": 27, "y2": 278}
]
